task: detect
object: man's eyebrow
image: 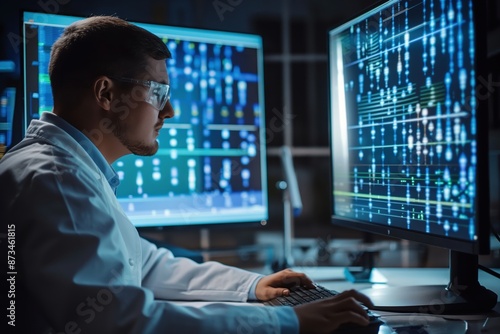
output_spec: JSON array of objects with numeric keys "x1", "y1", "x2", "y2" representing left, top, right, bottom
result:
[{"x1": 150, "y1": 78, "x2": 169, "y2": 85}]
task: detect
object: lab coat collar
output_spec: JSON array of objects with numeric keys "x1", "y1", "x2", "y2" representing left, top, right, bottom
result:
[{"x1": 30, "y1": 112, "x2": 120, "y2": 192}]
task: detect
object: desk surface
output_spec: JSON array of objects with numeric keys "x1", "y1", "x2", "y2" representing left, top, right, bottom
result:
[
  {"x1": 289, "y1": 266, "x2": 500, "y2": 334},
  {"x1": 169, "y1": 267, "x2": 500, "y2": 334},
  {"x1": 170, "y1": 267, "x2": 499, "y2": 333}
]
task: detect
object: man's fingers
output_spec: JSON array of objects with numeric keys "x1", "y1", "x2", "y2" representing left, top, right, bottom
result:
[
  {"x1": 332, "y1": 289, "x2": 374, "y2": 308},
  {"x1": 280, "y1": 270, "x2": 315, "y2": 288},
  {"x1": 293, "y1": 293, "x2": 375, "y2": 334},
  {"x1": 270, "y1": 287, "x2": 290, "y2": 298},
  {"x1": 330, "y1": 310, "x2": 370, "y2": 327}
]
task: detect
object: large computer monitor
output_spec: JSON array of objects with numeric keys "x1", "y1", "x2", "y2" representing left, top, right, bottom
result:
[
  {"x1": 328, "y1": 0, "x2": 497, "y2": 313},
  {"x1": 22, "y1": 12, "x2": 268, "y2": 228}
]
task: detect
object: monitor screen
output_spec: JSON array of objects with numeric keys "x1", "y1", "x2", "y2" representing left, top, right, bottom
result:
[
  {"x1": 329, "y1": 0, "x2": 496, "y2": 312},
  {"x1": 22, "y1": 12, "x2": 268, "y2": 228},
  {"x1": 0, "y1": 87, "x2": 16, "y2": 149}
]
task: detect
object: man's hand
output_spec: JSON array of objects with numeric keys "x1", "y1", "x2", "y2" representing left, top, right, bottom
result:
[
  {"x1": 255, "y1": 268, "x2": 315, "y2": 301},
  {"x1": 294, "y1": 289, "x2": 375, "y2": 334}
]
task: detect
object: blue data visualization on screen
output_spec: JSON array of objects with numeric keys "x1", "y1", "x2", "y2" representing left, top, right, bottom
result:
[
  {"x1": 0, "y1": 87, "x2": 16, "y2": 148},
  {"x1": 329, "y1": 0, "x2": 479, "y2": 242}
]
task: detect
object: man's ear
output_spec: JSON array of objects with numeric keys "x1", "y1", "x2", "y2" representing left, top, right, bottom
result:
[{"x1": 94, "y1": 76, "x2": 115, "y2": 111}]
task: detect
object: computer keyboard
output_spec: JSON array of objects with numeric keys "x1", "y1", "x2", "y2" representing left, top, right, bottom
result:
[
  {"x1": 263, "y1": 284, "x2": 338, "y2": 306},
  {"x1": 264, "y1": 284, "x2": 384, "y2": 334}
]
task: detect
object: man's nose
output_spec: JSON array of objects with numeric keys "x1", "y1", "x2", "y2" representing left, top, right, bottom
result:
[{"x1": 160, "y1": 100, "x2": 174, "y2": 119}]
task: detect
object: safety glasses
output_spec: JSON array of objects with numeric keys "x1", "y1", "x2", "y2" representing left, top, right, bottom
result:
[{"x1": 109, "y1": 76, "x2": 170, "y2": 110}]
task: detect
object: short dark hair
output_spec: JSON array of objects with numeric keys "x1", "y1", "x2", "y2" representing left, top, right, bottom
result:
[{"x1": 49, "y1": 15, "x2": 171, "y2": 108}]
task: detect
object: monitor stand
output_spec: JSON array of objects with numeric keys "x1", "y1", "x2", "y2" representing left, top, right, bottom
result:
[
  {"x1": 360, "y1": 251, "x2": 498, "y2": 314},
  {"x1": 343, "y1": 236, "x2": 387, "y2": 284},
  {"x1": 344, "y1": 266, "x2": 388, "y2": 284},
  {"x1": 344, "y1": 250, "x2": 387, "y2": 283}
]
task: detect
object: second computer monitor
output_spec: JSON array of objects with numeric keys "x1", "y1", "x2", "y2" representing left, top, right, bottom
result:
[
  {"x1": 328, "y1": 0, "x2": 495, "y2": 313},
  {"x1": 328, "y1": 0, "x2": 490, "y2": 254}
]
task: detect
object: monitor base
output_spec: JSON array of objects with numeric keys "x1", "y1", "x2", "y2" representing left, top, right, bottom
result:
[
  {"x1": 344, "y1": 267, "x2": 388, "y2": 284},
  {"x1": 361, "y1": 284, "x2": 497, "y2": 314}
]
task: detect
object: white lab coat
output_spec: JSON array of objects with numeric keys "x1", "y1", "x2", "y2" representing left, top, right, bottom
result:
[{"x1": 0, "y1": 116, "x2": 297, "y2": 333}]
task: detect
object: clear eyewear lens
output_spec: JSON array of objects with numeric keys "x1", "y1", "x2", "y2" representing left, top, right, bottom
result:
[{"x1": 145, "y1": 81, "x2": 170, "y2": 110}]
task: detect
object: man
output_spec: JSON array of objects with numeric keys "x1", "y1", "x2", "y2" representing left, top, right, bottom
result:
[{"x1": 0, "y1": 16, "x2": 373, "y2": 333}]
